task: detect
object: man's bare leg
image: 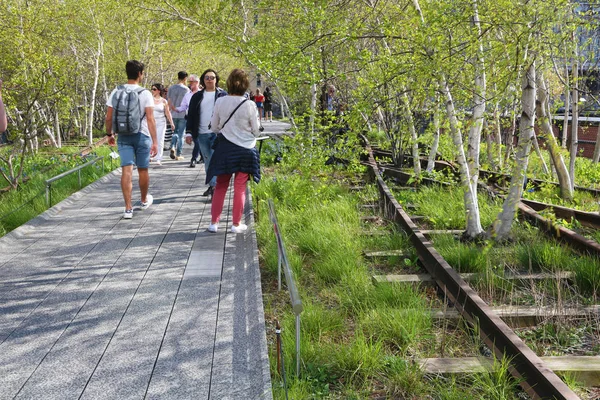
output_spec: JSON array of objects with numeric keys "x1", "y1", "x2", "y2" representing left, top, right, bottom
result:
[
  {"x1": 121, "y1": 165, "x2": 133, "y2": 210},
  {"x1": 138, "y1": 167, "x2": 150, "y2": 203}
]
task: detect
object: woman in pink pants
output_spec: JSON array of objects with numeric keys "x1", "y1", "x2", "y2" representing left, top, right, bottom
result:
[{"x1": 206, "y1": 69, "x2": 262, "y2": 233}]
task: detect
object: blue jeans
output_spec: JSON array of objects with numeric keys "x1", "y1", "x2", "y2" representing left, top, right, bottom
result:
[
  {"x1": 117, "y1": 133, "x2": 152, "y2": 168},
  {"x1": 193, "y1": 133, "x2": 216, "y2": 187},
  {"x1": 170, "y1": 118, "x2": 187, "y2": 156}
]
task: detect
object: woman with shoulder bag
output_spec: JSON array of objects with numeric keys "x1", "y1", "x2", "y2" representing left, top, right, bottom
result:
[{"x1": 206, "y1": 69, "x2": 262, "y2": 234}]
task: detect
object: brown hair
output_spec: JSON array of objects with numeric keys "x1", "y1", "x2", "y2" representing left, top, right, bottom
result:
[{"x1": 226, "y1": 69, "x2": 250, "y2": 95}]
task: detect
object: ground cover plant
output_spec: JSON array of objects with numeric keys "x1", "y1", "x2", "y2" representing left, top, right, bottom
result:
[
  {"x1": 0, "y1": 145, "x2": 117, "y2": 237},
  {"x1": 390, "y1": 182, "x2": 599, "y2": 395},
  {"x1": 253, "y1": 162, "x2": 531, "y2": 399}
]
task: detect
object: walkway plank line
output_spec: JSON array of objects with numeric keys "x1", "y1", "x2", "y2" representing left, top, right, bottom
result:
[{"x1": 0, "y1": 147, "x2": 274, "y2": 400}]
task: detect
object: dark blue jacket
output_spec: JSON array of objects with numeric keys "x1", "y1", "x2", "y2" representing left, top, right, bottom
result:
[
  {"x1": 185, "y1": 88, "x2": 227, "y2": 138},
  {"x1": 206, "y1": 134, "x2": 261, "y2": 184}
]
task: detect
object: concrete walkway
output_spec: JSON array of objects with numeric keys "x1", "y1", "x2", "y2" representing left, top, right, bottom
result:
[{"x1": 0, "y1": 126, "x2": 287, "y2": 399}]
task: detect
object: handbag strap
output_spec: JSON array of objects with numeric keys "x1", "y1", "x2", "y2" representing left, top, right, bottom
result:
[{"x1": 220, "y1": 99, "x2": 248, "y2": 130}]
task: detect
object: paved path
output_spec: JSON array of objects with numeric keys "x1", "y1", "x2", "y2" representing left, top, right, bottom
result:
[{"x1": 0, "y1": 130, "x2": 283, "y2": 399}]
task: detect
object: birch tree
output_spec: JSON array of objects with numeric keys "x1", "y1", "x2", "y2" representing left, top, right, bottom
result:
[
  {"x1": 494, "y1": 62, "x2": 536, "y2": 240},
  {"x1": 536, "y1": 69, "x2": 573, "y2": 200}
]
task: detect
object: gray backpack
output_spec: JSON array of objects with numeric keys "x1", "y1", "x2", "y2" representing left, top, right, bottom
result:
[{"x1": 111, "y1": 85, "x2": 147, "y2": 135}]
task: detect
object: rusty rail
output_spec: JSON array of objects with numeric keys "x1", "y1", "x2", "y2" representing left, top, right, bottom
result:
[{"x1": 364, "y1": 139, "x2": 580, "y2": 400}]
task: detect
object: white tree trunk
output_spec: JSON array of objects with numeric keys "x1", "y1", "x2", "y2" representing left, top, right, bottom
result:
[
  {"x1": 402, "y1": 92, "x2": 421, "y2": 177},
  {"x1": 493, "y1": 88, "x2": 503, "y2": 169},
  {"x1": 88, "y1": 41, "x2": 101, "y2": 145},
  {"x1": 569, "y1": 58, "x2": 579, "y2": 192},
  {"x1": 593, "y1": 123, "x2": 600, "y2": 163},
  {"x1": 561, "y1": 63, "x2": 570, "y2": 148},
  {"x1": 536, "y1": 71, "x2": 573, "y2": 199},
  {"x1": 426, "y1": 100, "x2": 441, "y2": 173},
  {"x1": 494, "y1": 62, "x2": 536, "y2": 239},
  {"x1": 55, "y1": 110, "x2": 62, "y2": 148},
  {"x1": 441, "y1": 77, "x2": 483, "y2": 237},
  {"x1": 468, "y1": 0, "x2": 486, "y2": 194},
  {"x1": 309, "y1": 80, "x2": 317, "y2": 141},
  {"x1": 531, "y1": 133, "x2": 549, "y2": 174}
]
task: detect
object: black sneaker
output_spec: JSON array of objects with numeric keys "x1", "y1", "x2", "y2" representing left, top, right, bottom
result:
[
  {"x1": 202, "y1": 186, "x2": 214, "y2": 197},
  {"x1": 170, "y1": 149, "x2": 176, "y2": 160},
  {"x1": 189, "y1": 159, "x2": 196, "y2": 168}
]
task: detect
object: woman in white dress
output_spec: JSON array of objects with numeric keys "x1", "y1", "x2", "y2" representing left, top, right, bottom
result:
[{"x1": 151, "y1": 83, "x2": 174, "y2": 165}]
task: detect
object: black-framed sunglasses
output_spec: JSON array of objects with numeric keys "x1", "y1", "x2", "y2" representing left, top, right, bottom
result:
[
  {"x1": 151, "y1": 87, "x2": 158, "y2": 91},
  {"x1": 204, "y1": 76, "x2": 216, "y2": 81}
]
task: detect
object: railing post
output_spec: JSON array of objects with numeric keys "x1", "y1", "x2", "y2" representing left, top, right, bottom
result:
[
  {"x1": 278, "y1": 247, "x2": 282, "y2": 291},
  {"x1": 78, "y1": 169, "x2": 81, "y2": 188},
  {"x1": 45, "y1": 184, "x2": 50, "y2": 207},
  {"x1": 296, "y1": 314, "x2": 301, "y2": 377},
  {"x1": 268, "y1": 198, "x2": 303, "y2": 378}
]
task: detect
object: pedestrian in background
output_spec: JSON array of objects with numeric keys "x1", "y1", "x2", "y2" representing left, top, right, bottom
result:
[
  {"x1": 185, "y1": 69, "x2": 227, "y2": 197},
  {"x1": 263, "y1": 87, "x2": 273, "y2": 122},
  {"x1": 150, "y1": 83, "x2": 174, "y2": 165},
  {"x1": 253, "y1": 88, "x2": 265, "y2": 121}
]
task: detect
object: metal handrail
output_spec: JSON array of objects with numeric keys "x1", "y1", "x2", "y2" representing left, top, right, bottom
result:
[
  {"x1": 267, "y1": 198, "x2": 303, "y2": 377},
  {"x1": 45, "y1": 156, "x2": 104, "y2": 206}
]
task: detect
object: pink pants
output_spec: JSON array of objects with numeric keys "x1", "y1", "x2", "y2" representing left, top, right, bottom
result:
[{"x1": 211, "y1": 172, "x2": 249, "y2": 225}]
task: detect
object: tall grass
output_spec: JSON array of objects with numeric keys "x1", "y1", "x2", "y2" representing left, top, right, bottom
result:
[
  {"x1": 255, "y1": 173, "x2": 521, "y2": 398},
  {"x1": 0, "y1": 147, "x2": 116, "y2": 237}
]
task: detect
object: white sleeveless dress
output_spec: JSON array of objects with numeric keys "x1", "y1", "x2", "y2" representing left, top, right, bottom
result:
[{"x1": 153, "y1": 98, "x2": 167, "y2": 161}]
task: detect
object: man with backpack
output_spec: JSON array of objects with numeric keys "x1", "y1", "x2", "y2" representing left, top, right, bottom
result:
[{"x1": 105, "y1": 60, "x2": 158, "y2": 219}]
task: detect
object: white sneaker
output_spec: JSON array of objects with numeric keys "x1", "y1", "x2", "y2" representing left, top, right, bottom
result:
[
  {"x1": 141, "y1": 194, "x2": 153, "y2": 210},
  {"x1": 230, "y1": 224, "x2": 248, "y2": 233},
  {"x1": 208, "y1": 223, "x2": 218, "y2": 233},
  {"x1": 123, "y1": 209, "x2": 133, "y2": 219}
]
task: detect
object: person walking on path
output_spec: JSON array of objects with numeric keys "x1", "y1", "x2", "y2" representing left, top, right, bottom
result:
[
  {"x1": 162, "y1": 86, "x2": 174, "y2": 150},
  {"x1": 263, "y1": 87, "x2": 273, "y2": 122},
  {"x1": 105, "y1": 60, "x2": 158, "y2": 219},
  {"x1": 206, "y1": 69, "x2": 261, "y2": 234},
  {"x1": 253, "y1": 88, "x2": 265, "y2": 121},
  {"x1": 150, "y1": 83, "x2": 174, "y2": 165},
  {"x1": 172, "y1": 74, "x2": 201, "y2": 160},
  {"x1": 0, "y1": 80, "x2": 7, "y2": 133},
  {"x1": 167, "y1": 71, "x2": 190, "y2": 160},
  {"x1": 185, "y1": 69, "x2": 227, "y2": 196}
]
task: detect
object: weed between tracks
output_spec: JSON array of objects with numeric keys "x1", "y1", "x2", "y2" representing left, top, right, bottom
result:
[
  {"x1": 391, "y1": 183, "x2": 599, "y2": 398},
  {"x1": 254, "y1": 172, "x2": 530, "y2": 399}
]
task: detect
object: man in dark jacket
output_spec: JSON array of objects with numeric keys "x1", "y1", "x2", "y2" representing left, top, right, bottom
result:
[{"x1": 185, "y1": 69, "x2": 227, "y2": 196}]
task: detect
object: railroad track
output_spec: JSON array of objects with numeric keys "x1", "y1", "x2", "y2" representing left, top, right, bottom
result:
[
  {"x1": 361, "y1": 141, "x2": 600, "y2": 399},
  {"x1": 369, "y1": 149, "x2": 600, "y2": 257}
]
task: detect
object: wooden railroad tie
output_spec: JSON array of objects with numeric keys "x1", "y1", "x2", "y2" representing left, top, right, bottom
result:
[
  {"x1": 360, "y1": 215, "x2": 380, "y2": 222},
  {"x1": 418, "y1": 356, "x2": 600, "y2": 386},
  {"x1": 372, "y1": 271, "x2": 574, "y2": 285},
  {"x1": 428, "y1": 304, "x2": 600, "y2": 328},
  {"x1": 360, "y1": 204, "x2": 378, "y2": 209},
  {"x1": 364, "y1": 250, "x2": 405, "y2": 257},
  {"x1": 349, "y1": 185, "x2": 365, "y2": 191},
  {"x1": 420, "y1": 229, "x2": 464, "y2": 235},
  {"x1": 362, "y1": 230, "x2": 388, "y2": 236}
]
